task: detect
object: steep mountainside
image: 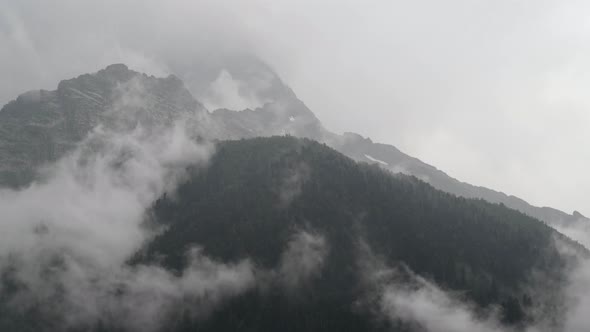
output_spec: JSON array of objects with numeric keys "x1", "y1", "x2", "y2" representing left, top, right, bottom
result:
[
  {"x1": 0, "y1": 64, "x2": 207, "y2": 186},
  {"x1": 194, "y1": 60, "x2": 587, "y2": 227},
  {"x1": 329, "y1": 132, "x2": 585, "y2": 227},
  {"x1": 138, "y1": 136, "x2": 574, "y2": 331},
  {"x1": 0, "y1": 63, "x2": 587, "y2": 331},
  {"x1": 0, "y1": 136, "x2": 580, "y2": 331},
  {"x1": 0, "y1": 62, "x2": 586, "y2": 228}
]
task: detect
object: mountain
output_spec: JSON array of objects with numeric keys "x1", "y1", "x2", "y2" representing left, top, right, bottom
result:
[
  {"x1": 1, "y1": 62, "x2": 587, "y2": 233},
  {"x1": 144, "y1": 137, "x2": 574, "y2": 329},
  {"x1": 187, "y1": 59, "x2": 587, "y2": 228},
  {"x1": 2, "y1": 61, "x2": 587, "y2": 236},
  {"x1": 0, "y1": 136, "x2": 580, "y2": 331},
  {"x1": 327, "y1": 132, "x2": 586, "y2": 228},
  {"x1": 0, "y1": 64, "x2": 208, "y2": 187},
  {"x1": 0, "y1": 61, "x2": 588, "y2": 332},
  {"x1": 169, "y1": 56, "x2": 589, "y2": 228}
]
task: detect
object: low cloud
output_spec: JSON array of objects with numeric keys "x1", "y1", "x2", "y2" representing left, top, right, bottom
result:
[
  {"x1": 202, "y1": 69, "x2": 272, "y2": 111},
  {"x1": 6, "y1": 247, "x2": 255, "y2": 332},
  {"x1": 0, "y1": 120, "x2": 259, "y2": 331},
  {"x1": 553, "y1": 217, "x2": 590, "y2": 250},
  {"x1": 278, "y1": 161, "x2": 311, "y2": 208},
  {"x1": 562, "y1": 259, "x2": 590, "y2": 331},
  {"x1": 379, "y1": 269, "x2": 505, "y2": 332},
  {"x1": 359, "y1": 244, "x2": 511, "y2": 332},
  {"x1": 277, "y1": 230, "x2": 328, "y2": 290},
  {"x1": 357, "y1": 236, "x2": 590, "y2": 332}
]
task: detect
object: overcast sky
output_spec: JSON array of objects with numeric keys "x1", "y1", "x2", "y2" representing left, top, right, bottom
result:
[{"x1": 2, "y1": 0, "x2": 590, "y2": 215}]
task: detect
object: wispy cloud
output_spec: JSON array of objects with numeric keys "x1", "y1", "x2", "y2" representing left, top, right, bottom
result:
[
  {"x1": 0, "y1": 105, "x2": 259, "y2": 330},
  {"x1": 277, "y1": 230, "x2": 328, "y2": 290}
]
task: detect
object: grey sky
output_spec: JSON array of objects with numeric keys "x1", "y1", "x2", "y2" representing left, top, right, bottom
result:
[{"x1": 2, "y1": 0, "x2": 589, "y2": 215}]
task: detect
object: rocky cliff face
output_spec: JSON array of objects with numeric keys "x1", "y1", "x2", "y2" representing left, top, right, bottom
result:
[{"x1": 0, "y1": 64, "x2": 207, "y2": 186}]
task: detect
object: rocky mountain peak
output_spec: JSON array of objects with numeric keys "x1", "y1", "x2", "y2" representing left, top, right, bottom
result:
[
  {"x1": 0, "y1": 64, "x2": 208, "y2": 187},
  {"x1": 1, "y1": 61, "x2": 588, "y2": 233},
  {"x1": 102, "y1": 63, "x2": 129, "y2": 73}
]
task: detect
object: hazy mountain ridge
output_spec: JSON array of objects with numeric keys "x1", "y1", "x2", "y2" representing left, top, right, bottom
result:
[
  {"x1": 194, "y1": 61, "x2": 587, "y2": 228},
  {"x1": 328, "y1": 132, "x2": 586, "y2": 227},
  {"x1": 0, "y1": 64, "x2": 207, "y2": 186},
  {"x1": 137, "y1": 136, "x2": 576, "y2": 331},
  {"x1": 0, "y1": 63, "x2": 588, "y2": 331},
  {"x1": 0, "y1": 62, "x2": 586, "y2": 229}
]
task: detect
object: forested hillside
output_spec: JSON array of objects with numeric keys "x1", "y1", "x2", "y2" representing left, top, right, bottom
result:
[{"x1": 140, "y1": 136, "x2": 576, "y2": 331}]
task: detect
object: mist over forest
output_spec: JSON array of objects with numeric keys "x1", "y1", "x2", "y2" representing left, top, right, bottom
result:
[{"x1": 1, "y1": 1, "x2": 590, "y2": 331}]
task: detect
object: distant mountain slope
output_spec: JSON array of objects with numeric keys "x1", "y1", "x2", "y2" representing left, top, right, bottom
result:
[
  {"x1": 0, "y1": 62, "x2": 586, "y2": 229},
  {"x1": 0, "y1": 64, "x2": 207, "y2": 186},
  {"x1": 328, "y1": 132, "x2": 586, "y2": 227},
  {"x1": 140, "y1": 136, "x2": 574, "y2": 331}
]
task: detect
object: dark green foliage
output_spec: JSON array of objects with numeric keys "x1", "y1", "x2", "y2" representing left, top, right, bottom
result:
[
  {"x1": 0, "y1": 135, "x2": 577, "y2": 331},
  {"x1": 141, "y1": 136, "x2": 571, "y2": 331}
]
